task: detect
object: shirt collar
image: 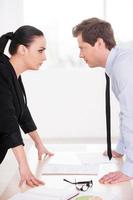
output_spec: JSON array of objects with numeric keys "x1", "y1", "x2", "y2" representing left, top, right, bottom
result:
[{"x1": 105, "y1": 46, "x2": 118, "y2": 77}]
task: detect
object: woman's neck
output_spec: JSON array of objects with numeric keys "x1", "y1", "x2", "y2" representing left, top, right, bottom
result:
[{"x1": 10, "y1": 56, "x2": 27, "y2": 78}]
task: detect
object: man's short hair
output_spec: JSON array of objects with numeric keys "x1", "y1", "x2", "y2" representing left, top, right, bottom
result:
[{"x1": 72, "y1": 17, "x2": 116, "y2": 50}]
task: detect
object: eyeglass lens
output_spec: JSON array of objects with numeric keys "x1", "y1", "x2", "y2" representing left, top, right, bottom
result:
[{"x1": 63, "y1": 179, "x2": 93, "y2": 192}]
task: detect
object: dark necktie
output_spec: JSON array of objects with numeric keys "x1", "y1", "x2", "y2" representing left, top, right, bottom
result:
[{"x1": 105, "y1": 73, "x2": 112, "y2": 160}]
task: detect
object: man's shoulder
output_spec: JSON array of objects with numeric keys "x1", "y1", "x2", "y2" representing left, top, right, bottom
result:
[
  {"x1": 112, "y1": 46, "x2": 133, "y2": 69},
  {"x1": 116, "y1": 45, "x2": 133, "y2": 57}
]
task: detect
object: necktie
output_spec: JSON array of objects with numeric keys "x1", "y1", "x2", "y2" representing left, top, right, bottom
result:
[{"x1": 105, "y1": 73, "x2": 112, "y2": 160}]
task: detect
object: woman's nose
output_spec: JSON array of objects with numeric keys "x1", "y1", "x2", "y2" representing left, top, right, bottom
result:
[{"x1": 42, "y1": 52, "x2": 46, "y2": 61}]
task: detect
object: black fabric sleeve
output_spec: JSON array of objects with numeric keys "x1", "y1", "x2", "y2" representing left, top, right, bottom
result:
[
  {"x1": 19, "y1": 104, "x2": 37, "y2": 133},
  {"x1": 18, "y1": 76, "x2": 37, "y2": 134},
  {"x1": 0, "y1": 68, "x2": 24, "y2": 151}
]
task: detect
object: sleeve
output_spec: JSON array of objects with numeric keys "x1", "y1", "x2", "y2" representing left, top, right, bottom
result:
[
  {"x1": 19, "y1": 104, "x2": 37, "y2": 133},
  {"x1": 118, "y1": 76, "x2": 133, "y2": 177},
  {"x1": 17, "y1": 75, "x2": 37, "y2": 134},
  {"x1": 0, "y1": 68, "x2": 24, "y2": 152},
  {"x1": 115, "y1": 135, "x2": 125, "y2": 155}
]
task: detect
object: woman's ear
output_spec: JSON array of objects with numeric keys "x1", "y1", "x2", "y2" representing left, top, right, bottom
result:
[{"x1": 17, "y1": 45, "x2": 27, "y2": 55}]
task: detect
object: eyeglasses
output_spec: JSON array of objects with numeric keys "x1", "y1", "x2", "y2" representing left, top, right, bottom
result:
[{"x1": 63, "y1": 178, "x2": 93, "y2": 192}]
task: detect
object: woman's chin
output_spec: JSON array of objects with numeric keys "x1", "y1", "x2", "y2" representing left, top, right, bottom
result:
[{"x1": 33, "y1": 65, "x2": 41, "y2": 70}]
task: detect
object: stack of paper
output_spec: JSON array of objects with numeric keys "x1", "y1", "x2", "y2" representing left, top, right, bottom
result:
[
  {"x1": 42, "y1": 152, "x2": 116, "y2": 175},
  {"x1": 9, "y1": 186, "x2": 79, "y2": 200},
  {"x1": 42, "y1": 163, "x2": 98, "y2": 175}
]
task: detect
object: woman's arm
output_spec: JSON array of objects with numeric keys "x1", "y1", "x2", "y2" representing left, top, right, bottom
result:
[
  {"x1": 12, "y1": 145, "x2": 44, "y2": 187},
  {"x1": 28, "y1": 130, "x2": 54, "y2": 160}
]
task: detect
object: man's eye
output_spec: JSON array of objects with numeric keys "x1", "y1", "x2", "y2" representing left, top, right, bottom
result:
[{"x1": 38, "y1": 50, "x2": 43, "y2": 53}]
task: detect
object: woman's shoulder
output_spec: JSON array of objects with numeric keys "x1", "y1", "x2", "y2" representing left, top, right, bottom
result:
[
  {"x1": 0, "y1": 54, "x2": 11, "y2": 74},
  {"x1": 0, "y1": 54, "x2": 12, "y2": 84}
]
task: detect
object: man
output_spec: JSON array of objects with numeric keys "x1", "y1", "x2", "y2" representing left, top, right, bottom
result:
[{"x1": 72, "y1": 17, "x2": 133, "y2": 184}]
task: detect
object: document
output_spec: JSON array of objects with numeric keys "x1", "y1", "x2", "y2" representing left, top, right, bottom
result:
[
  {"x1": 42, "y1": 163, "x2": 98, "y2": 175},
  {"x1": 76, "y1": 152, "x2": 117, "y2": 165},
  {"x1": 42, "y1": 152, "x2": 102, "y2": 175},
  {"x1": 9, "y1": 185, "x2": 79, "y2": 200},
  {"x1": 42, "y1": 152, "x2": 117, "y2": 175}
]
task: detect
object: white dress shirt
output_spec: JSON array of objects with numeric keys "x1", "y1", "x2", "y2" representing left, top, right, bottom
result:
[{"x1": 105, "y1": 46, "x2": 133, "y2": 177}]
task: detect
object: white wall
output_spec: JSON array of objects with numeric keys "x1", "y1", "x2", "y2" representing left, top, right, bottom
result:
[
  {"x1": 0, "y1": 0, "x2": 120, "y2": 141},
  {"x1": 23, "y1": 67, "x2": 120, "y2": 140},
  {"x1": 0, "y1": 0, "x2": 23, "y2": 35}
]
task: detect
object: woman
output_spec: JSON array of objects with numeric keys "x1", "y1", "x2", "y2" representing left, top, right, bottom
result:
[{"x1": 0, "y1": 25, "x2": 54, "y2": 187}]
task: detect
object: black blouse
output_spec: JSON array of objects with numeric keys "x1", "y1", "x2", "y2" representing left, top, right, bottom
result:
[{"x1": 0, "y1": 54, "x2": 37, "y2": 163}]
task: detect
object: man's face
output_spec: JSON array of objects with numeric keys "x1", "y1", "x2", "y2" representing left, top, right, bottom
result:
[{"x1": 77, "y1": 34, "x2": 100, "y2": 68}]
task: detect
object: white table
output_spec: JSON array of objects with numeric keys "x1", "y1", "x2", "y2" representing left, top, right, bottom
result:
[{"x1": 1, "y1": 143, "x2": 133, "y2": 200}]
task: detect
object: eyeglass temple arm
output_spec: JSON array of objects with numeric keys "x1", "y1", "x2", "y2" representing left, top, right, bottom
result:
[
  {"x1": 63, "y1": 179, "x2": 93, "y2": 185},
  {"x1": 63, "y1": 179, "x2": 76, "y2": 184}
]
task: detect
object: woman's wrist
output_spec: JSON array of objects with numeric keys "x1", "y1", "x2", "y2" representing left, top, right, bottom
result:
[
  {"x1": 12, "y1": 145, "x2": 29, "y2": 168},
  {"x1": 29, "y1": 131, "x2": 43, "y2": 146},
  {"x1": 18, "y1": 157, "x2": 29, "y2": 168}
]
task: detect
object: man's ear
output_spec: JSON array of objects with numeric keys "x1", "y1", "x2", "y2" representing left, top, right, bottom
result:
[
  {"x1": 17, "y1": 45, "x2": 27, "y2": 55},
  {"x1": 96, "y1": 38, "x2": 105, "y2": 49}
]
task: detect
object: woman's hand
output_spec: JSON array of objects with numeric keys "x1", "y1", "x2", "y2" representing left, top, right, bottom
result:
[
  {"x1": 29, "y1": 130, "x2": 54, "y2": 160},
  {"x1": 35, "y1": 143, "x2": 54, "y2": 160},
  {"x1": 12, "y1": 145, "x2": 44, "y2": 187},
  {"x1": 19, "y1": 164, "x2": 44, "y2": 187}
]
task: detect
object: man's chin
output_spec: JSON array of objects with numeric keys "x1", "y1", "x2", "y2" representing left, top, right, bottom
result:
[
  {"x1": 36, "y1": 63, "x2": 43, "y2": 69},
  {"x1": 86, "y1": 62, "x2": 94, "y2": 68},
  {"x1": 88, "y1": 64, "x2": 95, "y2": 68}
]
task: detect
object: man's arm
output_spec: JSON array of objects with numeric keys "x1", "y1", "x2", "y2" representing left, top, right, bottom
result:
[
  {"x1": 115, "y1": 134, "x2": 125, "y2": 155},
  {"x1": 118, "y1": 79, "x2": 133, "y2": 177}
]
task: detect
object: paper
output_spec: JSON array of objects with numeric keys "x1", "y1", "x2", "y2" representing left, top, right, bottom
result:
[
  {"x1": 42, "y1": 163, "x2": 98, "y2": 175},
  {"x1": 42, "y1": 152, "x2": 116, "y2": 175},
  {"x1": 47, "y1": 152, "x2": 81, "y2": 165},
  {"x1": 9, "y1": 186, "x2": 79, "y2": 200},
  {"x1": 77, "y1": 153, "x2": 117, "y2": 165}
]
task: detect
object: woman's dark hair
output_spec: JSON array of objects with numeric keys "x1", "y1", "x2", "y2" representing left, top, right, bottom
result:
[
  {"x1": 0, "y1": 25, "x2": 44, "y2": 55},
  {"x1": 72, "y1": 17, "x2": 116, "y2": 50}
]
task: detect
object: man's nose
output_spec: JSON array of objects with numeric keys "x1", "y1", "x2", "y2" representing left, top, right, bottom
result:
[
  {"x1": 42, "y1": 52, "x2": 47, "y2": 61},
  {"x1": 79, "y1": 51, "x2": 83, "y2": 58}
]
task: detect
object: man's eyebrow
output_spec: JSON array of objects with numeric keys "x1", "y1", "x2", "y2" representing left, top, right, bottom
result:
[{"x1": 40, "y1": 47, "x2": 46, "y2": 50}]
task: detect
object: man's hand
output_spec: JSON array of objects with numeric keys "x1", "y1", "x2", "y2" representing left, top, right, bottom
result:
[
  {"x1": 103, "y1": 150, "x2": 123, "y2": 158},
  {"x1": 99, "y1": 171, "x2": 132, "y2": 184}
]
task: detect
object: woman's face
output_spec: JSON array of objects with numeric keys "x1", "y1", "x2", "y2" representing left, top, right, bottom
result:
[{"x1": 24, "y1": 35, "x2": 46, "y2": 70}]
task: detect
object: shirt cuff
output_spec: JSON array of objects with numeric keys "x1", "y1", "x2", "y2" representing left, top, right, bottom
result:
[
  {"x1": 122, "y1": 160, "x2": 133, "y2": 177},
  {"x1": 20, "y1": 120, "x2": 37, "y2": 133},
  {"x1": 115, "y1": 142, "x2": 125, "y2": 155}
]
